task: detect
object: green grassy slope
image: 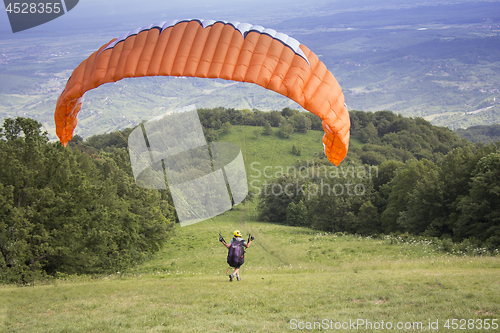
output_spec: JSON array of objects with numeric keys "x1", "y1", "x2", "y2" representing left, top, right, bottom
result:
[
  {"x1": 1, "y1": 122, "x2": 498, "y2": 332},
  {"x1": 217, "y1": 125, "x2": 324, "y2": 186},
  {"x1": 2, "y1": 205, "x2": 499, "y2": 332}
]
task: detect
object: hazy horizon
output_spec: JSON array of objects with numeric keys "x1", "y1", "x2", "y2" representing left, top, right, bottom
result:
[
  {"x1": 2, "y1": 0, "x2": 498, "y2": 35},
  {"x1": 1, "y1": 0, "x2": 499, "y2": 135}
]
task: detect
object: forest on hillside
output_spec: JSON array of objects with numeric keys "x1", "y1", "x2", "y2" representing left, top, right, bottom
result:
[
  {"x1": 0, "y1": 118, "x2": 176, "y2": 283},
  {"x1": 190, "y1": 107, "x2": 500, "y2": 251},
  {"x1": 1, "y1": 108, "x2": 499, "y2": 283},
  {"x1": 455, "y1": 124, "x2": 500, "y2": 144}
]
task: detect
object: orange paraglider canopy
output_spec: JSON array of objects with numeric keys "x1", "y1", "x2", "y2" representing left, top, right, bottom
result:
[{"x1": 54, "y1": 19, "x2": 350, "y2": 165}]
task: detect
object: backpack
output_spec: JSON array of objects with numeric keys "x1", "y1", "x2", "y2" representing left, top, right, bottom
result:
[{"x1": 227, "y1": 238, "x2": 245, "y2": 267}]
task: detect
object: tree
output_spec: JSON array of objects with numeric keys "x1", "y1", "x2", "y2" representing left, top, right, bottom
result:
[
  {"x1": 360, "y1": 122, "x2": 379, "y2": 144},
  {"x1": 221, "y1": 121, "x2": 232, "y2": 134},
  {"x1": 380, "y1": 159, "x2": 438, "y2": 233},
  {"x1": 281, "y1": 107, "x2": 297, "y2": 118},
  {"x1": 306, "y1": 112, "x2": 323, "y2": 131},
  {"x1": 291, "y1": 145, "x2": 302, "y2": 156},
  {"x1": 258, "y1": 176, "x2": 302, "y2": 222},
  {"x1": 354, "y1": 201, "x2": 380, "y2": 235},
  {"x1": 204, "y1": 128, "x2": 218, "y2": 142},
  {"x1": 277, "y1": 119, "x2": 294, "y2": 139},
  {"x1": 397, "y1": 166, "x2": 445, "y2": 236},
  {"x1": 436, "y1": 145, "x2": 496, "y2": 238},
  {"x1": 265, "y1": 110, "x2": 282, "y2": 127},
  {"x1": 359, "y1": 151, "x2": 386, "y2": 165},
  {"x1": 291, "y1": 113, "x2": 312, "y2": 133},
  {"x1": 286, "y1": 200, "x2": 308, "y2": 226},
  {"x1": 455, "y1": 152, "x2": 500, "y2": 248},
  {"x1": 262, "y1": 121, "x2": 273, "y2": 136},
  {"x1": 0, "y1": 118, "x2": 176, "y2": 283},
  {"x1": 0, "y1": 118, "x2": 58, "y2": 282}
]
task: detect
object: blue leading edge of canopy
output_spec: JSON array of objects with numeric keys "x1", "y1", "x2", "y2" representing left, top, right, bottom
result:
[{"x1": 100, "y1": 19, "x2": 310, "y2": 66}]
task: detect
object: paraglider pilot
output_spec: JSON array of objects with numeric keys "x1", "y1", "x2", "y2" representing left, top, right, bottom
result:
[{"x1": 220, "y1": 230, "x2": 254, "y2": 281}]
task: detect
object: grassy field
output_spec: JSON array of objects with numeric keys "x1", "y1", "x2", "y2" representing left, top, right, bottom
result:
[
  {"x1": 1, "y1": 202, "x2": 499, "y2": 332},
  {"x1": 218, "y1": 125, "x2": 324, "y2": 185}
]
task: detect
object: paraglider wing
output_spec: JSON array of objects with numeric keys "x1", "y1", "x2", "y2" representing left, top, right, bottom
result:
[{"x1": 54, "y1": 19, "x2": 350, "y2": 165}]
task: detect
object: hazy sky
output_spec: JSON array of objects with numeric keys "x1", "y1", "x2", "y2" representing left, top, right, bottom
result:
[
  {"x1": 0, "y1": 0, "x2": 323, "y2": 34},
  {"x1": 2, "y1": 0, "x2": 493, "y2": 35}
]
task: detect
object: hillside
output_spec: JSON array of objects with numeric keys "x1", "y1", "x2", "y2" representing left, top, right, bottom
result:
[
  {"x1": 281, "y1": 1, "x2": 500, "y2": 128},
  {"x1": 0, "y1": 206, "x2": 500, "y2": 332},
  {"x1": 77, "y1": 108, "x2": 499, "y2": 249},
  {"x1": 1, "y1": 2, "x2": 499, "y2": 138},
  {"x1": 3, "y1": 108, "x2": 496, "y2": 283},
  {"x1": 79, "y1": 107, "x2": 471, "y2": 183},
  {"x1": 2, "y1": 2, "x2": 500, "y2": 330},
  {"x1": 455, "y1": 124, "x2": 500, "y2": 144},
  {"x1": 1, "y1": 113, "x2": 499, "y2": 331},
  {"x1": 2, "y1": 208, "x2": 499, "y2": 332}
]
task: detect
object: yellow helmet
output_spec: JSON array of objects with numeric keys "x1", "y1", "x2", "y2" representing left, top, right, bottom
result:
[{"x1": 234, "y1": 230, "x2": 243, "y2": 237}]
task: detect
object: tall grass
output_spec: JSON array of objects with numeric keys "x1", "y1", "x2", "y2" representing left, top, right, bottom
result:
[{"x1": 2, "y1": 204, "x2": 499, "y2": 332}]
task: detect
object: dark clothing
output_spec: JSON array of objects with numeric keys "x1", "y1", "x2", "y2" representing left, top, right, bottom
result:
[{"x1": 227, "y1": 237, "x2": 246, "y2": 268}]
